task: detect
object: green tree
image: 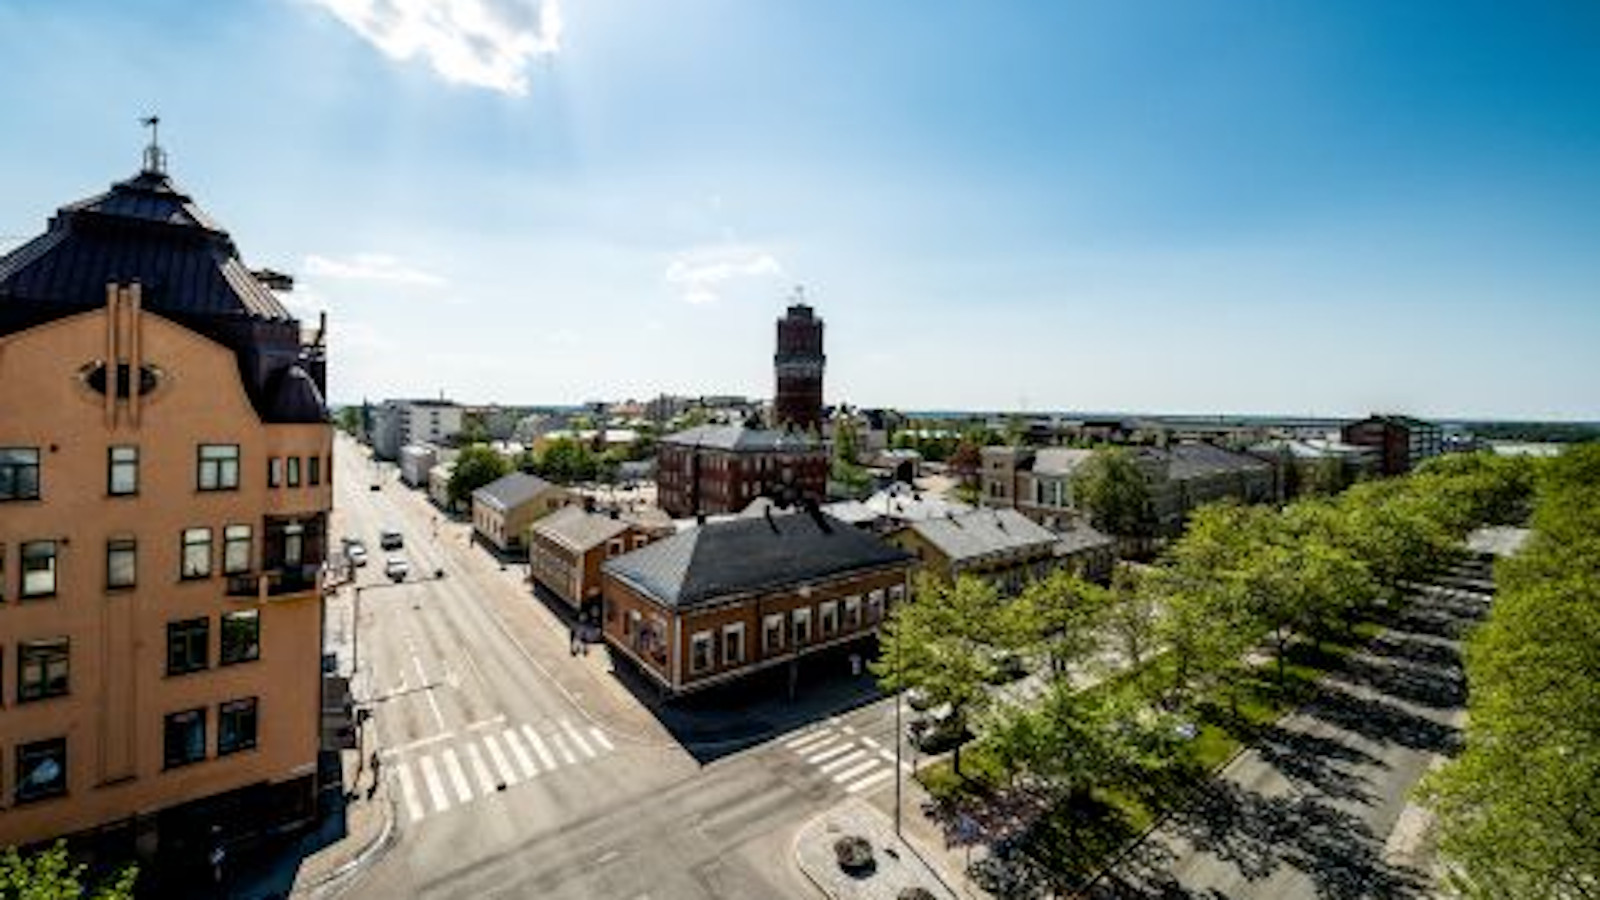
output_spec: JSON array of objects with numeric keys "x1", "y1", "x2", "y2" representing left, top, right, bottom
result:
[
  {"x1": 1101, "y1": 566, "x2": 1163, "y2": 694},
  {"x1": 447, "y1": 445, "x2": 511, "y2": 508},
  {"x1": 1009, "y1": 570, "x2": 1109, "y2": 683},
  {"x1": 0, "y1": 840, "x2": 136, "y2": 899},
  {"x1": 1075, "y1": 448, "x2": 1157, "y2": 540},
  {"x1": 536, "y1": 437, "x2": 599, "y2": 484},
  {"x1": 335, "y1": 406, "x2": 361, "y2": 436}
]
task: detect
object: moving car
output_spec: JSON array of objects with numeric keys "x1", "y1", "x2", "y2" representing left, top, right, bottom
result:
[
  {"x1": 379, "y1": 528, "x2": 403, "y2": 550},
  {"x1": 384, "y1": 556, "x2": 409, "y2": 582}
]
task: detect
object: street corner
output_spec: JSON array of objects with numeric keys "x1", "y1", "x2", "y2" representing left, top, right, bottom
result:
[
  {"x1": 794, "y1": 798, "x2": 960, "y2": 900},
  {"x1": 287, "y1": 751, "x2": 400, "y2": 898}
]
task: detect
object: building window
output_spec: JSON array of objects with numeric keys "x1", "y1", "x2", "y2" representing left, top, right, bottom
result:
[
  {"x1": 763, "y1": 613, "x2": 785, "y2": 655},
  {"x1": 308, "y1": 456, "x2": 322, "y2": 486},
  {"x1": 107, "y1": 538, "x2": 137, "y2": 589},
  {"x1": 218, "y1": 697, "x2": 259, "y2": 755},
  {"x1": 632, "y1": 535, "x2": 647, "y2": 550},
  {"x1": 21, "y1": 541, "x2": 58, "y2": 598},
  {"x1": 0, "y1": 447, "x2": 41, "y2": 501},
  {"x1": 287, "y1": 456, "x2": 301, "y2": 487},
  {"x1": 722, "y1": 623, "x2": 745, "y2": 666},
  {"x1": 163, "y1": 708, "x2": 207, "y2": 769},
  {"x1": 792, "y1": 608, "x2": 812, "y2": 646},
  {"x1": 607, "y1": 538, "x2": 624, "y2": 558},
  {"x1": 820, "y1": 601, "x2": 838, "y2": 639},
  {"x1": 220, "y1": 610, "x2": 260, "y2": 665},
  {"x1": 223, "y1": 525, "x2": 252, "y2": 575},
  {"x1": 689, "y1": 631, "x2": 713, "y2": 674},
  {"x1": 181, "y1": 528, "x2": 212, "y2": 579},
  {"x1": 198, "y1": 444, "x2": 240, "y2": 491},
  {"x1": 166, "y1": 618, "x2": 209, "y2": 676},
  {"x1": 888, "y1": 584, "x2": 906, "y2": 604},
  {"x1": 625, "y1": 609, "x2": 640, "y2": 641},
  {"x1": 867, "y1": 589, "x2": 885, "y2": 623},
  {"x1": 108, "y1": 446, "x2": 138, "y2": 496},
  {"x1": 268, "y1": 457, "x2": 282, "y2": 488},
  {"x1": 15, "y1": 737, "x2": 67, "y2": 803},
  {"x1": 283, "y1": 522, "x2": 305, "y2": 566},
  {"x1": 18, "y1": 638, "x2": 70, "y2": 702},
  {"x1": 843, "y1": 596, "x2": 861, "y2": 630}
]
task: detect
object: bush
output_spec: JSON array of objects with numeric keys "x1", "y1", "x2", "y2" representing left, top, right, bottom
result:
[{"x1": 833, "y1": 835, "x2": 875, "y2": 873}]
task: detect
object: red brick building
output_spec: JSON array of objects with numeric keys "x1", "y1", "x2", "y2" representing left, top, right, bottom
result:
[
  {"x1": 656, "y1": 425, "x2": 827, "y2": 518},
  {"x1": 774, "y1": 301, "x2": 825, "y2": 431},
  {"x1": 1341, "y1": 414, "x2": 1443, "y2": 476},
  {"x1": 600, "y1": 510, "x2": 911, "y2": 695}
]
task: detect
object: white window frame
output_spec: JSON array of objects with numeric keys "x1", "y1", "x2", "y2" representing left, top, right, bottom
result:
[
  {"x1": 791, "y1": 608, "x2": 812, "y2": 646},
  {"x1": 763, "y1": 613, "x2": 785, "y2": 654},
  {"x1": 722, "y1": 623, "x2": 745, "y2": 666},
  {"x1": 819, "y1": 600, "x2": 838, "y2": 638},
  {"x1": 843, "y1": 595, "x2": 861, "y2": 630},
  {"x1": 690, "y1": 630, "x2": 713, "y2": 674},
  {"x1": 867, "y1": 588, "x2": 885, "y2": 622}
]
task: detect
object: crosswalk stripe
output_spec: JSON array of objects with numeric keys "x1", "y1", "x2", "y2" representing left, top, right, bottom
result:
[
  {"x1": 860, "y1": 736, "x2": 882, "y2": 750},
  {"x1": 395, "y1": 762, "x2": 424, "y2": 822},
  {"x1": 784, "y1": 729, "x2": 829, "y2": 750},
  {"x1": 833, "y1": 758, "x2": 880, "y2": 782},
  {"x1": 807, "y1": 743, "x2": 854, "y2": 764},
  {"x1": 550, "y1": 731, "x2": 578, "y2": 766},
  {"x1": 483, "y1": 733, "x2": 519, "y2": 785},
  {"x1": 819, "y1": 749, "x2": 868, "y2": 774},
  {"x1": 523, "y1": 725, "x2": 557, "y2": 770},
  {"x1": 561, "y1": 719, "x2": 597, "y2": 759},
  {"x1": 788, "y1": 730, "x2": 836, "y2": 753},
  {"x1": 877, "y1": 748, "x2": 914, "y2": 772},
  {"x1": 501, "y1": 728, "x2": 538, "y2": 778},
  {"x1": 588, "y1": 727, "x2": 615, "y2": 753},
  {"x1": 420, "y1": 755, "x2": 451, "y2": 813},
  {"x1": 467, "y1": 743, "x2": 497, "y2": 794},
  {"x1": 442, "y1": 748, "x2": 473, "y2": 803},
  {"x1": 845, "y1": 768, "x2": 895, "y2": 794}
]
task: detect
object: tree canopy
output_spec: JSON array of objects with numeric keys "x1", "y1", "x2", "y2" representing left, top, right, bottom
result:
[
  {"x1": 447, "y1": 444, "x2": 512, "y2": 507},
  {"x1": 1075, "y1": 448, "x2": 1157, "y2": 539},
  {"x1": 0, "y1": 841, "x2": 135, "y2": 900}
]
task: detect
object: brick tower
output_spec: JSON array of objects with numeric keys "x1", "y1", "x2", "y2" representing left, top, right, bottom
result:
[{"x1": 773, "y1": 294, "x2": 825, "y2": 431}]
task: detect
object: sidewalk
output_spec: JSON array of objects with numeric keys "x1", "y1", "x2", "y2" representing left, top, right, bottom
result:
[{"x1": 795, "y1": 798, "x2": 960, "y2": 900}]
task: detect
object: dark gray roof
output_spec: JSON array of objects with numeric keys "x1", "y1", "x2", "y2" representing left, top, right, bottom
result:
[
  {"x1": 1166, "y1": 443, "x2": 1273, "y2": 481},
  {"x1": 660, "y1": 424, "x2": 822, "y2": 453},
  {"x1": 602, "y1": 510, "x2": 911, "y2": 609},
  {"x1": 1052, "y1": 520, "x2": 1115, "y2": 555},
  {"x1": 262, "y1": 364, "x2": 328, "y2": 424},
  {"x1": 473, "y1": 471, "x2": 560, "y2": 512},
  {"x1": 531, "y1": 506, "x2": 631, "y2": 553}
]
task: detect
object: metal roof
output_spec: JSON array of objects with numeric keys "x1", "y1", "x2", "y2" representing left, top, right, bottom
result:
[
  {"x1": 531, "y1": 506, "x2": 632, "y2": 554},
  {"x1": 909, "y1": 508, "x2": 1059, "y2": 563},
  {"x1": 659, "y1": 424, "x2": 823, "y2": 453},
  {"x1": 472, "y1": 472, "x2": 561, "y2": 513}
]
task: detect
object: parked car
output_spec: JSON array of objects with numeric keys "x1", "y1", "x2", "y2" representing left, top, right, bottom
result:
[
  {"x1": 907, "y1": 704, "x2": 970, "y2": 754},
  {"x1": 346, "y1": 544, "x2": 368, "y2": 567},
  {"x1": 384, "y1": 556, "x2": 409, "y2": 582},
  {"x1": 379, "y1": 528, "x2": 403, "y2": 550}
]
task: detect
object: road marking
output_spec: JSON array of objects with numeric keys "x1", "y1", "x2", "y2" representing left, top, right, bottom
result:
[
  {"x1": 832, "y1": 758, "x2": 879, "y2": 782},
  {"x1": 523, "y1": 725, "x2": 558, "y2": 770},
  {"x1": 842, "y1": 725, "x2": 856, "y2": 735},
  {"x1": 784, "y1": 730, "x2": 827, "y2": 750},
  {"x1": 414, "y1": 654, "x2": 447, "y2": 731},
  {"x1": 596, "y1": 850, "x2": 621, "y2": 865},
  {"x1": 788, "y1": 731, "x2": 836, "y2": 753},
  {"x1": 860, "y1": 736, "x2": 882, "y2": 750},
  {"x1": 588, "y1": 727, "x2": 615, "y2": 753},
  {"x1": 420, "y1": 755, "x2": 451, "y2": 813},
  {"x1": 467, "y1": 714, "x2": 508, "y2": 732},
  {"x1": 395, "y1": 762, "x2": 424, "y2": 822},
  {"x1": 483, "y1": 733, "x2": 519, "y2": 785},
  {"x1": 845, "y1": 768, "x2": 894, "y2": 794},
  {"x1": 442, "y1": 748, "x2": 473, "y2": 803},
  {"x1": 819, "y1": 749, "x2": 868, "y2": 774},
  {"x1": 550, "y1": 731, "x2": 578, "y2": 766},
  {"x1": 501, "y1": 728, "x2": 538, "y2": 778},
  {"x1": 462, "y1": 650, "x2": 488, "y2": 687},
  {"x1": 876, "y1": 748, "x2": 914, "y2": 772},
  {"x1": 384, "y1": 731, "x2": 455, "y2": 757},
  {"x1": 467, "y1": 743, "x2": 497, "y2": 794},
  {"x1": 806, "y1": 743, "x2": 854, "y2": 764},
  {"x1": 561, "y1": 719, "x2": 597, "y2": 759}
]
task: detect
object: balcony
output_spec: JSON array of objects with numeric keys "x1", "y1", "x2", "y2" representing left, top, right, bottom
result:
[{"x1": 225, "y1": 564, "x2": 324, "y2": 599}]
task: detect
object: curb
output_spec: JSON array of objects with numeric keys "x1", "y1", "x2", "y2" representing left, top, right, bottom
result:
[{"x1": 297, "y1": 783, "x2": 399, "y2": 898}]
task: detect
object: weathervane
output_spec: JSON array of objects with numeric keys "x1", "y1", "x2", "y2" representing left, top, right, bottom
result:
[{"x1": 140, "y1": 114, "x2": 167, "y2": 174}]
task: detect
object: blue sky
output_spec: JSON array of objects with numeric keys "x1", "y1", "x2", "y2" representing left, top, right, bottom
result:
[{"x1": 1, "y1": 1, "x2": 1596, "y2": 419}]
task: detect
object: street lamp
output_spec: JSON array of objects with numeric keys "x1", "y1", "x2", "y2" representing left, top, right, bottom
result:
[{"x1": 349, "y1": 569, "x2": 448, "y2": 695}]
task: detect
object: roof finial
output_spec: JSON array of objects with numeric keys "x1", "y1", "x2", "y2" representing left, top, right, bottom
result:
[{"x1": 140, "y1": 114, "x2": 167, "y2": 174}]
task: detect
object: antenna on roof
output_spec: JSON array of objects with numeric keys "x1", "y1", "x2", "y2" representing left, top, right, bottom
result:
[{"x1": 140, "y1": 114, "x2": 167, "y2": 174}]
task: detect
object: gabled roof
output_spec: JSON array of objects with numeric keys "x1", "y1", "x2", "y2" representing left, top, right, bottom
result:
[
  {"x1": 602, "y1": 510, "x2": 911, "y2": 609},
  {"x1": 1052, "y1": 519, "x2": 1116, "y2": 555},
  {"x1": 1166, "y1": 443, "x2": 1273, "y2": 481},
  {"x1": 864, "y1": 483, "x2": 972, "y2": 522},
  {"x1": 1031, "y1": 448, "x2": 1095, "y2": 477},
  {"x1": 472, "y1": 471, "x2": 561, "y2": 512},
  {"x1": 910, "y1": 508, "x2": 1059, "y2": 563},
  {"x1": 660, "y1": 424, "x2": 822, "y2": 453},
  {"x1": 532, "y1": 506, "x2": 631, "y2": 553}
]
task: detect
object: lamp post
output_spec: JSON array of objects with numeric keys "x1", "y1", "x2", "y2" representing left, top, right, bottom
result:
[{"x1": 350, "y1": 569, "x2": 448, "y2": 696}]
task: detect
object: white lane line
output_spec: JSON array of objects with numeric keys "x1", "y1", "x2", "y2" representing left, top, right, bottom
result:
[
  {"x1": 483, "y1": 733, "x2": 520, "y2": 786},
  {"x1": 561, "y1": 719, "x2": 597, "y2": 759},
  {"x1": 832, "y1": 758, "x2": 879, "y2": 782},
  {"x1": 502, "y1": 728, "x2": 538, "y2": 778},
  {"x1": 467, "y1": 743, "x2": 497, "y2": 794},
  {"x1": 819, "y1": 749, "x2": 868, "y2": 774},
  {"x1": 442, "y1": 748, "x2": 473, "y2": 804},
  {"x1": 420, "y1": 755, "x2": 451, "y2": 813},
  {"x1": 466, "y1": 714, "x2": 507, "y2": 732},
  {"x1": 383, "y1": 731, "x2": 455, "y2": 758},
  {"x1": 523, "y1": 725, "x2": 557, "y2": 771},
  {"x1": 860, "y1": 736, "x2": 882, "y2": 750},
  {"x1": 876, "y1": 748, "x2": 914, "y2": 772},
  {"x1": 788, "y1": 731, "x2": 837, "y2": 753},
  {"x1": 395, "y1": 762, "x2": 424, "y2": 822},
  {"x1": 842, "y1": 725, "x2": 857, "y2": 735},
  {"x1": 845, "y1": 768, "x2": 895, "y2": 794},
  {"x1": 806, "y1": 743, "x2": 854, "y2": 765},
  {"x1": 414, "y1": 654, "x2": 447, "y2": 731},
  {"x1": 784, "y1": 729, "x2": 830, "y2": 750},
  {"x1": 588, "y1": 727, "x2": 616, "y2": 753},
  {"x1": 550, "y1": 731, "x2": 578, "y2": 766}
]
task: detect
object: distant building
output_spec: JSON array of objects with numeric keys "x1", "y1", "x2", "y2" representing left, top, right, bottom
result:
[
  {"x1": 891, "y1": 508, "x2": 1073, "y2": 594},
  {"x1": 428, "y1": 462, "x2": 455, "y2": 510},
  {"x1": 600, "y1": 510, "x2": 912, "y2": 695},
  {"x1": 529, "y1": 506, "x2": 667, "y2": 621},
  {"x1": 774, "y1": 301, "x2": 825, "y2": 431},
  {"x1": 399, "y1": 443, "x2": 439, "y2": 487},
  {"x1": 471, "y1": 472, "x2": 572, "y2": 553},
  {"x1": 656, "y1": 424, "x2": 828, "y2": 518},
  {"x1": 371, "y1": 398, "x2": 464, "y2": 459},
  {"x1": 980, "y1": 446, "x2": 1096, "y2": 530},
  {"x1": 1247, "y1": 438, "x2": 1380, "y2": 499},
  {"x1": 1341, "y1": 414, "x2": 1443, "y2": 476}
]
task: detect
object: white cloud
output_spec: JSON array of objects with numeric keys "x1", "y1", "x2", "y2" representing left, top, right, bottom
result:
[
  {"x1": 664, "y1": 245, "x2": 783, "y2": 305},
  {"x1": 303, "y1": 253, "x2": 446, "y2": 286},
  {"x1": 305, "y1": 0, "x2": 562, "y2": 95}
]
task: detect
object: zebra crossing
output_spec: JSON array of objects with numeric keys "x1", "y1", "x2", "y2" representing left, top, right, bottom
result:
[
  {"x1": 782, "y1": 721, "x2": 910, "y2": 796},
  {"x1": 387, "y1": 718, "x2": 619, "y2": 823}
]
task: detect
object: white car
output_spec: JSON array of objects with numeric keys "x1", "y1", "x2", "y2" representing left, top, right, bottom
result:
[
  {"x1": 384, "y1": 556, "x2": 409, "y2": 582},
  {"x1": 345, "y1": 544, "x2": 368, "y2": 567}
]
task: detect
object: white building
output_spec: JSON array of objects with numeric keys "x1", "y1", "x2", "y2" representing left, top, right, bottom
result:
[{"x1": 372, "y1": 399, "x2": 465, "y2": 459}]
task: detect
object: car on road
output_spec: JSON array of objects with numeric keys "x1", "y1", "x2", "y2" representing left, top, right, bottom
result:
[
  {"x1": 345, "y1": 544, "x2": 368, "y2": 567},
  {"x1": 379, "y1": 528, "x2": 403, "y2": 550},
  {"x1": 384, "y1": 556, "x2": 409, "y2": 582}
]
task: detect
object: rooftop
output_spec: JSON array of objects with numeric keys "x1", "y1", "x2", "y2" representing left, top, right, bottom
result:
[
  {"x1": 531, "y1": 505, "x2": 632, "y2": 554},
  {"x1": 660, "y1": 424, "x2": 823, "y2": 453},
  {"x1": 472, "y1": 471, "x2": 560, "y2": 512},
  {"x1": 909, "y1": 508, "x2": 1059, "y2": 563}
]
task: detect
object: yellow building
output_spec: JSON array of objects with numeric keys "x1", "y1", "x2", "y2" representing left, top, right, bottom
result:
[{"x1": 0, "y1": 146, "x2": 330, "y2": 864}]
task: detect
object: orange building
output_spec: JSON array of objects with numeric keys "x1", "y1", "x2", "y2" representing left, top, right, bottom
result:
[{"x1": 0, "y1": 145, "x2": 330, "y2": 864}]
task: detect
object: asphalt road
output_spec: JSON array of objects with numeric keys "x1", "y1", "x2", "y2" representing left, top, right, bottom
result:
[
  {"x1": 1090, "y1": 567, "x2": 1492, "y2": 900},
  {"x1": 326, "y1": 436, "x2": 921, "y2": 900}
]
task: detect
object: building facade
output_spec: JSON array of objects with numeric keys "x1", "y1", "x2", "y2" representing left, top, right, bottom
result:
[
  {"x1": 0, "y1": 156, "x2": 330, "y2": 858},
  {"x1": 528, "y1": 506, "x2": 663, "y2": 621},
  {"x1": 470, "y1": 472, "x2": 571, "y2": 553},
  {"x1": 891, "y1": 508, "x2": 1072, "y2": 594},
  {"x1": 600, "y1": 511, "x2": 912, "y2": 695},
  {"x1": 1340, "y1": 414, "x2": 1443, "y2": 476},
  {"x1": 656, "y1": 425, "x2": 828, "y2": 518},
  {"x1": 773, "y1": 302, "x2": 825, "y2": 432},
  {"x1": 371, "y1": 399, "x2": 463, "y2": 460}
]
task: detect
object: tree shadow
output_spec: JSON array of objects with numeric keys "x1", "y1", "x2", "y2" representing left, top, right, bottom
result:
[
  {"x1": 1363, "y1": 634, "x2": 1460, "y2": 672},
  {"x1": 1298, "y1": 684, "x2": 1460, "y2": 756},
  {"x1": 1241, "y1": 723, "x2": 1381, "y2": 804},
  {"x1": 1333, "y1": 655, "x2": 1465, "y2": 710}
]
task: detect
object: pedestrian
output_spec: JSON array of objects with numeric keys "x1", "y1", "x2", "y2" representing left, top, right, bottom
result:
[{"x1": 569, "y1": 629, "x2": 579, "y2": 656}]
